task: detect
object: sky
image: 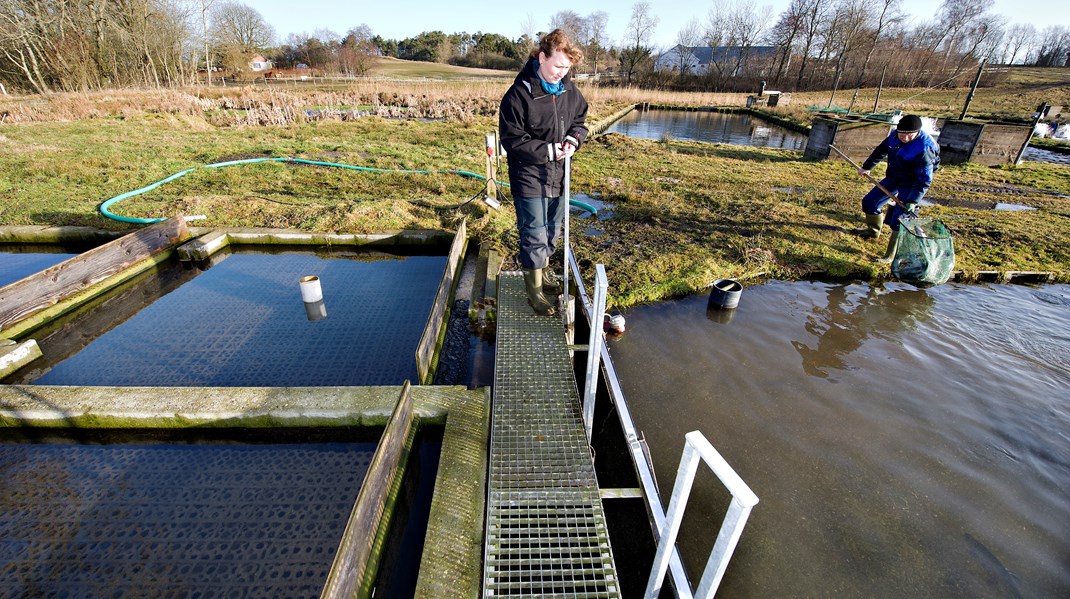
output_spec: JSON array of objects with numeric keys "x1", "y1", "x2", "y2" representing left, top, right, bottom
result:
[{"x1": 254, "y1": 0, "x2": 1070, "y2": 51}]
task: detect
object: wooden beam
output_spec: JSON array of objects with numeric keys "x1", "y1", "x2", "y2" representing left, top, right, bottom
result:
[
  {"x1": 0, "y1": 216, "x2": 189, "y2": 333},
  {"x1": 322, "y1": 381, "x2": 415, "y2": 599}
]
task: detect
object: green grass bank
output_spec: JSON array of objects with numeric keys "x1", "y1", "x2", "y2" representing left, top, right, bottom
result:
[{"x1": 1, "y1": 72, "x2": 1068, "y2": 309}]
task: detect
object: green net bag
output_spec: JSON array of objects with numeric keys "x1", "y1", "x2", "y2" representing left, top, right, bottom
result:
[{"x1": 891, "y1": 217, "x2": 955, "y2": 286}]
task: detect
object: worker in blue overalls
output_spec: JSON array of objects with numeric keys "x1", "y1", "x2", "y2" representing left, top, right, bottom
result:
[{"x1": 852, "y1": 114, "x2": 940, "y2": 263}]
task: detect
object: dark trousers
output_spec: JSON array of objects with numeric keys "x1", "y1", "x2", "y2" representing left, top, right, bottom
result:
[{"x1": 514, "y1": 195, "x2": 565, "y2": 269}]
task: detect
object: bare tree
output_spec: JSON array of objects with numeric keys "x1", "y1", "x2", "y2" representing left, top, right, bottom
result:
[
  {"x1": 704, "y1": 0, "x2": 772, "y2": 88},
  {"x1": 621, "y1": 1, "x2": 659, "y2": 84},
  {"x1": 550, "y1": 11, "x2": 584, "y2": 43},
  {"x1": 794, "y1": 0, "x2": 831, "y2": 89},
  {"x1": 584, "y1": 11, "x2": 609, "y2": 74},
  {"x1": 340, "y1": 24, "x2": 375, "y2": 76},
  {"x1": 209, "y1": 0, "x2": 274, "y2": 75},
  {"x1": 849, "y1": 0, "x2": 902, "y2": 90},
  {"x1": 768, "y1": 0, "x2": 809, "y2": 86},
  {"x1": 0, "y1": 0, "x2": 194, "y2": 92},
  {"x1": 674, "y1": 18, "x2": 704, "y2": 76},
  {"x1": 520, "y1": 13, "x2": 538, "y2": 45},
  {"x1": 1002, "y1": 23, "x2": 1036, "y2": 64},
  {"x1": 1034, "y1": 25, "x2": 1070, "y2": 67}
]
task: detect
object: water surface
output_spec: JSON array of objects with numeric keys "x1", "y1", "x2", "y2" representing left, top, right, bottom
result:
[
  {"x1": 31, "y1": 251, "x2": 445, "y2": 386},
  {"x1": 606, "y1": 110, "x2": 806, "y2": 150},
  {"x1": 0, "y1": 252, "x2": 75, "y2": 288},
  {"x1": 608, "y1": 281, "x2": 1069, "y2": 597}
]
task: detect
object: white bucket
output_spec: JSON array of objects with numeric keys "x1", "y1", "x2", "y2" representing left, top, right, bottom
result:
[{"x1": 299, "y1": 276, "x2": 323, "y2": 303}]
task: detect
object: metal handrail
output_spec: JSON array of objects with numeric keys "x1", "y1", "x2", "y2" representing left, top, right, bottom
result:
[
  {"x1": 569, "y1": 251, "x2": 759, "y2": 597},
  {"x1": 568, "y1": 249, "x2": 692, "y2": 597},
  {"x1": 645, "y1": 431, "x2": 759, "y2": 598}
]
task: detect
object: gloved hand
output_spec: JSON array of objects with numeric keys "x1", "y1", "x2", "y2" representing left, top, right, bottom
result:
[{"x1": 905, "y1": 203, "x2": 919, "y2": 215}]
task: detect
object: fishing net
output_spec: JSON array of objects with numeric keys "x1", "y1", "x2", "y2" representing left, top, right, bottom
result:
[{"x1": 891, "y1": 217, "x2": 955, "y2": 286}]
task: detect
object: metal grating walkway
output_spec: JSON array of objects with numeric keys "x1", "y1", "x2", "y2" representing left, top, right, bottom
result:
[{"x1": 484, "y1": 272, "x2": 620, "y2": 598}]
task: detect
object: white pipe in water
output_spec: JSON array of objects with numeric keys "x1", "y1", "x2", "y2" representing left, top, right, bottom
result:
[{"x1": 299, "y1": 276, "x2": 323, "y2": 303}]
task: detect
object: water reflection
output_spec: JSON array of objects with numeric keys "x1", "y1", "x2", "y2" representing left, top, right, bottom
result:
[
  {"x1": 1023, "y1": 146, "x2": 1070, "y2": 165},
  {"x1": 607, "y1": 281, "x2": 1070, "y2": 597},
  {"x1": 792, "y1": 284, "x2": 934, "y2": 378},
  {"x1": 0, "y1": 252, "x2": 75, "y2": 288},
  {"x1": 606, "y1": 109, "x2": 807, "y2": 150}
]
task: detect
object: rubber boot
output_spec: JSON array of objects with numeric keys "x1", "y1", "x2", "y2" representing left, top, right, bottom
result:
[
  {"x1": 851, "y1": 213, "x2": 884, "y2": 239},
  {"x1": 523, "y1": 268, "x2": 557, "y2": 316},
  {"x1": 541, "y1": 267, "x2": 563, "y2": 296},
  {"x1": 877, "y1": 230, "x2": 899, "y2": 264}
]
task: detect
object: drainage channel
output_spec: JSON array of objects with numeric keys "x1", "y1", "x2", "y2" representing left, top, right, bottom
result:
[{"x1": 483, "y1": 273, "x2": 619, "y2": 597}]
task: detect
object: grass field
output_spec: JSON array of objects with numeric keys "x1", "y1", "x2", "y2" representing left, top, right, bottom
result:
[{"x1": 1, "y1": 64, "x2": 1068, "y2": 307}]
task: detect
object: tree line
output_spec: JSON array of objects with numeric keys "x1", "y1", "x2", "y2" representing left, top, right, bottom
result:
[{"x1": 1, "y1": 0, "x2": 1067, "y2": 95}]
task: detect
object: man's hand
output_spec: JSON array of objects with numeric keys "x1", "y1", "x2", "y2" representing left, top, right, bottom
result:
[{"x1": 858, "y1": 168, "x2": 870, "y2": 177}]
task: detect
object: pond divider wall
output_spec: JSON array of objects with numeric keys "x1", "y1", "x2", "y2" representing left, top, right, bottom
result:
[
  {"x1": 806, "y1": 116, "x2": 1033, "y2": 166},
  {"x1": 805, "y1": 117, "x2": 892, "y2": 162},
  {"x1": 0, "y1": 383, "x2": 491, "y2": 599},
  {"x1": 323, "y1": 382, "x2": 416, "y2": 598},
  {"x1": 416, "y1": 220, "x2": 468, "y2": 385},
  {"x1": 0, "y1": 216, "x2": 190, "y2": 339},
  {"x1": 938, "y1": 120, "x2": 1032, "y2": 165}
]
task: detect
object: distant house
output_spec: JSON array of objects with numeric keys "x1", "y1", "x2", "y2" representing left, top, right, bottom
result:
[
  {"x1": 654, "y1": 45, "x2": 777, "y2": 76},
  {"x1": 248, "y1": 54, "x2": 272, "y2": 72}
]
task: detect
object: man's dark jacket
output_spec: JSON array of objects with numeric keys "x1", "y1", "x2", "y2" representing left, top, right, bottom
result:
[{"x1": 499, "y1": 58, "x2": 589, "y2": 199}]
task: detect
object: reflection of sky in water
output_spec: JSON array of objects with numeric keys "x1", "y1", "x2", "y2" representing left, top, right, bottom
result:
[
  {"x1": 34, "y1": 252, "x2": 445, "y2": 387},
  {"x1": 1023, "y1": 146, "x2": 1070, "y2": 165},
  {"x1": 0, "y1": 252, "x2": 74, "y2": 287},
  {"x1": 606, "y1": 110, "x2": 807, "y2": 150},
  {"x1": 570, "y1": 193, "x2": 614, "y2": 221},
  {"x1": 608, "y1": 281, "x2": 1070, "y2": 598},
  {"x1": 993, "y1": 202, "x2": 1036, "y2": 211}
]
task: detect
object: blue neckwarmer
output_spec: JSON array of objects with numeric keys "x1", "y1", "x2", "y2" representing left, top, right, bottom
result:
[{"x1": 533, "y1": 60, "x2": 565, "y2": 96}]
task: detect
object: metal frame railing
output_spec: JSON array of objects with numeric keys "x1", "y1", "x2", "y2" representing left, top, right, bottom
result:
[
  {"x1": 645, "y1": 431, "x2": 759, "y2": 598},
  {"x1": 567, "y1": 249, "x2": 759, "y2": 598},
  {"x1": 567, "y1": 249, "x2": 692, "y2": 596}
]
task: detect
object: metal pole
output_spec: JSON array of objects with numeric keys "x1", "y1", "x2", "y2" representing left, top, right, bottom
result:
[
  {"x1": 959, "y1": 60, "x2": 986, "y2": 120},
  {"x1": 644, "y1": 432, "x2": 759, "y2": 599},
  {"x1": 645, "y1": 443, "x2": 701, "y2": 599},
  {"x1": 1016, "y1": 102, "x2": 1048, "y2": 165},
  {"x1": 873, "y1": 64, "x2": 887, "y2": 114},
  {"x1": 563, "y1": 155, "x2": 571, "y2": 303},
  {"x1": 847, "y1": 86, "x2": 859, "y2": 115},
  {"x1": 583, "y1": 264, "x2": 607, "y2": 442}
]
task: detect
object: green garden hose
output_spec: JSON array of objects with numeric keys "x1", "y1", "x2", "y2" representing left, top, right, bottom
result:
[{"x1": 99, "y1": 157, "x2": 596, "y2": 224}]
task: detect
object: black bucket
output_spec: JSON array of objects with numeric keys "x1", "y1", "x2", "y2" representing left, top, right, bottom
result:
[{"x1": 708, "y1": 279, "x2": 742, "y2": 310}]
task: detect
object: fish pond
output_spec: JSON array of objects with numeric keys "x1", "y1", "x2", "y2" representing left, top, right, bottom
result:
[
  {"x1": 605, "y1": 109, "x2": 807, "y2": 150},
  {"x1": 608, "y1": 280, "x2": 1069, "y2": 597}
]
